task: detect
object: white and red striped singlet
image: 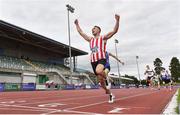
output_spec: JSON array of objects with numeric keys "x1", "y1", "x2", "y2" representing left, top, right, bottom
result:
[{"x1": 90, "y1": 36, "x2": 106, "y2": 62}]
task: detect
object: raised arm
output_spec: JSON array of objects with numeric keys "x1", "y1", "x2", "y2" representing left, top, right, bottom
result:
[
  {"x1": 109, "y1": 52, "x2": 124, "y2": 65},
  {"x1": 144, "y1": 70, "x2": 147, "y2": 75},
  {"x1": 104, "y1": 14, "x2": 120, "y2": 40},
  {"x1": 74, "y1": 19, "x2": 91, "y2": 42},
  {"x1": 152, "y1": 69, "x2": 155, "y2": 76}
]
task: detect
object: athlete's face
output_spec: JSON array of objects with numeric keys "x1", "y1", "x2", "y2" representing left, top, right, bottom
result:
[
  {"x1": 92, "y1": 26, "x2": 100, "y2": 36},
  {"x1": 146, "y1": 65, "x2": 150, "y2": 69}
]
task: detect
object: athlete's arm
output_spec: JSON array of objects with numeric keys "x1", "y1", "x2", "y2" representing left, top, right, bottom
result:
[
  {"x1": 152, "y1": 70, "x2": 155, "y2": 76},
  {"x1": 109, "y1": 52, "x2": 124, "y2": 65},
  {"x1": 144, "y1": 70, "x2": 147, "y2": 75},
  {"x1": 74, "y1": 19, "x2": 91, "y2": 42},
  {"x1": 104, "y1": 14, "x2": 120, "y2": 40}
]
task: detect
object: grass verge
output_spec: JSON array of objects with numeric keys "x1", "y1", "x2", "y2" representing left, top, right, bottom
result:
[{"x1": 176, "y1": 88, "x2": 180, "y2": 113}]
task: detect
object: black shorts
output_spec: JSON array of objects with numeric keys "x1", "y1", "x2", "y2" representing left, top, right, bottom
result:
[
  {"x1": 164, "y1": 79, "x2": 171, "y2": 84},
  {"x1": 105, "y1": 66, "x2": 111, "y2": 71},
  {"x1": 147, "y1": 76, "x2": 152, "y2": 81},
  {"x1": 91, "y1": 59, "x2": 106, "y2": 75}
]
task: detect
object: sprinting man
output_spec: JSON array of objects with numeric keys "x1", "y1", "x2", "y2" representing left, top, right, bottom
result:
[
  {"x1": 152, "y1": 74, "x2": 161, "y2": 90},
  {"x1": 144, "y1": 65, "x2": 155, "y2": 88},
  {"x1": 104, "y1": 51, "x2": 124, "y2": 89},
  {"x1": 74, "y1": 14, "x2": 120, "y2": 103},
  {"x1": 161, "y1": 69, "x2": 172, "y2": 90}
]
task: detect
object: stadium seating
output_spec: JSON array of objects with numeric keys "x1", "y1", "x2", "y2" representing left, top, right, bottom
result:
[
  {"x1": 0, "y1": 56, "x2": 69, "y2": 73},
  {"x1": 0, "y1": 56, "x2": 93, "y2": 85},
  {"x1": 0, "y1": 56, "x2": 34, "y2": 71}
]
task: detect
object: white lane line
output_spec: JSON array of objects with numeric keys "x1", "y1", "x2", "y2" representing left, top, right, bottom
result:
[
  {"x1": 0, "y1": 107, "x2": 50, "y2": 112},
  {"x1": 0, "y1": 102, "x2": 96, "y2": 114},
  {"x1": 17, "y1": 94, "x2": 106, "y2": 106},
  {"x1": 0, "y1": 103, "x2": 59, "y2": 111},
  {"x1": 163, "y1": 89, "x2": 178, "y2": 114},
  {"x1": 38, "y1": 103, "x2": 66, "y2": 107},
  {"x1": 41, "y1": 108, "x2": 97, "y2": 115},
  {"x1": 63, "y1": 109, "x2": 96, "y2": 114},
  {"x1": 0, "y1": 105, "x2": 97, "y2": 114},
  {"x1": 40, "y1": 109, "x2": 62, "y2": 115},
  {"x1": 0, "y1": 100, "x2": 26, "y2": 104},
  {"x1": 104, "y1": 104, "x2": 151, "y2": 109},
  {"x1": 108, "y1": 107, "x2": 129, "y2": 113}
]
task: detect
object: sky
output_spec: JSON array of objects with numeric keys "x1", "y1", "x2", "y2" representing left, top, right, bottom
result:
[{"x1": 0, "y1": 0, "x2": 180, "y2": 79}]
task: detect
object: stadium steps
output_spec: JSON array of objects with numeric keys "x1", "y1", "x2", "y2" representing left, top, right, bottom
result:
[
  {"x1": 23, "y1": 60, "x2": 39, "y2": 71},
  {"x1": 80, "y1": 73, "x2": 95, "y2": 85},
  {"x1": 26, "y1": 60, "x2": 68, "y2": 84}
]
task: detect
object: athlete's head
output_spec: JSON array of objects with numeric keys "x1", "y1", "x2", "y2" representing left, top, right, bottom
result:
[
  {"x1": 166, "y1": 70, "x2": 169, "y2": 73},
  {"x1": 92, "y1": 26, "x2": 101, "y2": 36},
  {"x1": 146, "y1": 65, "x2": 150, "y2": 69},
  {"x1": 162, "y1": 68, "x2": 165, "y2": 71}
]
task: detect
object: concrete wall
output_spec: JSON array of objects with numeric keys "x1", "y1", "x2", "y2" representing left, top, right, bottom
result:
[{"x1": 0, "y1": 72, "x2": 21, "y2": 83}]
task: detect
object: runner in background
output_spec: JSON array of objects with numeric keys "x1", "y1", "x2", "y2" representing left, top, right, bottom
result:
[
  {"x1": 104, "y1": 51, "x2": 124, "y2": 89},
  {"x1": 144, "y1": 65, "x2": 155, "y2": 89}
]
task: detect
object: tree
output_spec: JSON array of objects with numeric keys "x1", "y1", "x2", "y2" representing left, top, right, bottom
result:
[
  {"x1": 154, "y1": 58, "x2": 163, "y2": 75},
  {"x1": 169, "y1": 57, "x2": 180, "y2": 82}
]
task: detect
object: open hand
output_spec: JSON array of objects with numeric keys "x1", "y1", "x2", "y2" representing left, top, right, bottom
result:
[
  {"x1": 121, "y1": 62, "x2": 125, "y2": 65},
  {"x1": 74, "y1": 19, "x2": 79, "y2": 25}
]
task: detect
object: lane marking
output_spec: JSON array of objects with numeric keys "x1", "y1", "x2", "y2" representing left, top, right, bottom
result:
[
  {"x1": 40, "y1": 110, "x2": 62, "y2": 115},
  {"x1": 41, "y1": 109, "x2": 96, "y2": 115},
  {"x1": 104, "y1": 105, "x2": 151, "y2": 109},
  {"x1": 108, "y1": 107, "x2": 129, "y2": 113},
  {"x1": 0, "y1": 101, "x2": 15, "y2": 104},
  {"x1": 38, "y1": 103, "x2": 66, "y2": 107},
  {"x1": 0, "y1": 100, "x2": 26, "y2": 104},
  {"x1": 17, "y1": 94, "x2": 106, "y2": 106},
  {"x1": 0, "y1": 107, "x2": 50, "y2": 112},
  {"x1": 0, "y1": 103, "x2": 59, "y2": 111},
  {"x1": 63, "y1": 109, "x2": 96, "y2": 114}
]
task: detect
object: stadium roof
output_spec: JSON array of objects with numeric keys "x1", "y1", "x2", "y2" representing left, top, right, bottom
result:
[
  {"x1": 0, "y1": 20, "x2": 88, "y2": 58},
  {"x1": 109, "y1": 73, "x2": 133, "y2": 81}
]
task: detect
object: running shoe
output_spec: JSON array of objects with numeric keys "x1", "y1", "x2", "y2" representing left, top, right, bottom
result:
[{"x1": 108, "y1": 93, "x2": 115, "y2": 103}]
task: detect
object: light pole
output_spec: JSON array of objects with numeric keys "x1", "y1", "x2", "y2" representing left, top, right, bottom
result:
[
  {"x1": 136, "y1": 56, "x2": 141, "y2": 85},
  {"x1": 114, "y1": 39, "x2": 121, "y2": 85},
  {"x1": 66, "y1": 4, "x2": 74, "y2": 84}
]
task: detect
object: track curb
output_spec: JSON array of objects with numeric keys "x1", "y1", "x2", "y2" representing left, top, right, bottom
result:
[{"x1": 163, "y1": 89, "x2": 178, "y2": 114}]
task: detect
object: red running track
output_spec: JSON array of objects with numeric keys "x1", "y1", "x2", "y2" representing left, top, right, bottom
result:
[{"x1": 0, "y1": 88, "x2": 177, "y2": 114}]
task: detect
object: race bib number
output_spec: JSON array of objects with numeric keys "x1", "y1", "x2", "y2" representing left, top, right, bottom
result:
[{"x1": 91, "y1": 46, "x2": 98, "y2": 53}]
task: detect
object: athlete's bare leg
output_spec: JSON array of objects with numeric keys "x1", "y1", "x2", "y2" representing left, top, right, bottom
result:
[
  {"x1": 96, "y1": 64, "x2": 110, "y2": 94},
  {"x1": 104, "y1": 69, "x2": 112, "y2": 81},
  {"x1": 104, "y1": 69, "x2": 113, "y2": 89}
]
